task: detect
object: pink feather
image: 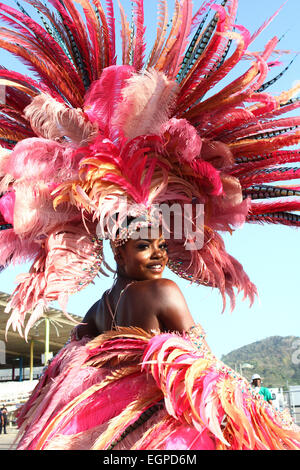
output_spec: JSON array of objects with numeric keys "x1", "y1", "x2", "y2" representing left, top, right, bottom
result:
[
  {"x1": 84, "y1": 65, "x2": 134, "y2": 141},
  {"x1": 5, "y1": 224, "x2": 103, "y2": 340},
  {"x1": 249, "y1": 2, "x2": 286, "y2": 44},
  {"x1": 200, "y1": 140, "x2": 234, "y2": 169},
  {"x1": 113, "y1": 68, "x2": 178, "y2": 141},
  {"x1": 0, "y1": 190, "x2": 15, "y2": 224},
  {"x1": 191, "y1": 159, "x2": 223, "y2": 196},
  {"x1": 0, "y1": 229, "x2": 41, "y2": 266},
  {"x1": 0, "y1": 69, "x2": 54, "y2": 97},
  {"x1": 250, "y1": 199, "x2": 300, "y2": 215},
  {"x1": 105, "y1": 0, "x2": 117, "y2": 64},
  {"x1": 229, "y1": 150, "x2": 300, "y2": 178},
  {"x1": 190, "y1": 0, "x2": 220, "y2": 32},
  {"x1": 24, "y1": 93, "x2": 97, "y2": 145},
  {"x1": 132, "y1": 0, "x2": 146, "y2": 71},
  {"x1": 161, "y1": 118, "x2": 202, "y2": 163},
  {"x1": 168, "y1": 0, "x2": 193, "y2": 79},
  {"x1": 240, "y1": 167, "x2": 300, "y2": 187},
  {"x1": 3, "y1": 138, "x2": 79, "y2": 182},
  {"x1": 226, "y1": 116, "x2": 300, "y2": 142}
]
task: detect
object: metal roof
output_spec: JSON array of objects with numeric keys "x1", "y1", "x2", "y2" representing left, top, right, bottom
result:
[{"x1": 0, "y1": 292, "x2": 82, "y2": 368}]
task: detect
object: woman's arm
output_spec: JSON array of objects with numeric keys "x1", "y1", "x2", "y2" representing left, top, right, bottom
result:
[{"x1": 74, "y1": 301, "x2": 101, "y2": 340}]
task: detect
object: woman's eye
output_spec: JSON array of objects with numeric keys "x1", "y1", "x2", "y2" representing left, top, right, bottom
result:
[
  {"x1": 159, "y1": 243, "x2": 168, "y2": 251},
  {"x1": 137, "y1": 244, "x2": 149, "y2": 250}
]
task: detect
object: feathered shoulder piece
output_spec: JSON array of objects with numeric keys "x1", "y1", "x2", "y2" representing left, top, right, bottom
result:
[{"x1": 0, "y1": 0, "x2": 299, "y2": 337}]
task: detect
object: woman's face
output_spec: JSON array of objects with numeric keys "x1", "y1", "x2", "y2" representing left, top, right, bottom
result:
[{"x1": 116, "y1": 233, "x2": 168, "y2": 281}]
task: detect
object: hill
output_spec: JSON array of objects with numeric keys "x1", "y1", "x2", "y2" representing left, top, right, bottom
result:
[{"x1": 221, "y1": 336, "x2": 300, "y2": 388}]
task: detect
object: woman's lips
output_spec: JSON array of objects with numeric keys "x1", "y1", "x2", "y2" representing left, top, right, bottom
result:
[{"x1": 147, "y1": 263, "x2": 163, "y2": 273}]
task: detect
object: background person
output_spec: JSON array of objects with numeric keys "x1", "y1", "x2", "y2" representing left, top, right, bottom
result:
[
  {"x1": 251, "y1": 374, "x2": 274, "y2": 405},
  {"x1": 0, "y1": 405, "x2": 8, "y2": 434}
]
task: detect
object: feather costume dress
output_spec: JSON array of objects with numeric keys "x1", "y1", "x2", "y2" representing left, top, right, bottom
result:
[
  {"x1": 0, "y1": 0, "x2": 299, "y2": 450},
  {"x1": 15, "y1": 321, "x2": 300, "y2": 450}
]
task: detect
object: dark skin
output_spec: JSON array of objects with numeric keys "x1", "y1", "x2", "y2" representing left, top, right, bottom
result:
[{"x1": 76, "y1": 233, "x2": 195, "y2": 339}]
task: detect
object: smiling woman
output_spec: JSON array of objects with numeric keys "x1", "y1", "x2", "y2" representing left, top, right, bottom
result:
[{"x1": 75, "y1": 228, "x2": 195, "y2": 339}]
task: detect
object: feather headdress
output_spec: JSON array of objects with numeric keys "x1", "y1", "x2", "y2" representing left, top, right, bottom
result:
[{"x1": 0, "y1": 0, "x2": 299, "y2": 337}]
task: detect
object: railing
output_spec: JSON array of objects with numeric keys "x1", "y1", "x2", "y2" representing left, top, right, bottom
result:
[
  {"x1": 0, "y1": 367, "x2": 44, "y2": 382},
  {"x1": 283, "y1": 389, "x2": 300, "y2": 425},
  {"x1": 0, "y1": 380, "x2": 38, "y2": 404}
]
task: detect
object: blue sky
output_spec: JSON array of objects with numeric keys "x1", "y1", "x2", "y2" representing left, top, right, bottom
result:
[{"x1": 0, "y1": 0, "x2": 299, "y2": 358}]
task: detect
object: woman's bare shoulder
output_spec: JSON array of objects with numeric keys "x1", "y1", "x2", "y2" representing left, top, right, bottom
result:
[
  {"x1": 125, "y1": 278, "x2": 195, "y2": 333},
  {"x1": 126, "y1": 278, "x2": 182, "y2": 296}
]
